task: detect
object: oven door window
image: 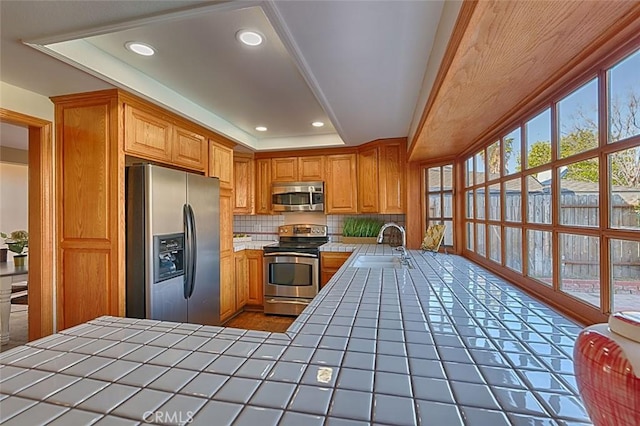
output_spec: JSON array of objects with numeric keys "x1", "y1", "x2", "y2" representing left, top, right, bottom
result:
[
  {"x1": 272, "y1": 192, "x2": 312, "y2": 206},
  {"x1": 269, "y1": 262, "x2": 313, "y2": 286}
]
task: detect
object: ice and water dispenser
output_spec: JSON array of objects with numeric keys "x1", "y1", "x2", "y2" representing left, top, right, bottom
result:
[{"x1": 153, "y1": 233, "x2": 185, "y2": 283}]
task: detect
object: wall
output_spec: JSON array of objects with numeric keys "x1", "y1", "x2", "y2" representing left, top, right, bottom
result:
[
  {"x1": 0, "y1": 81, "x2": 54, "y2": 122},
  {"x1": 233, "y1": 214, "x2": 405, "y2": 243},
  {"x1": 0, "y1": 160, "x2": 28, "y2": 260}
]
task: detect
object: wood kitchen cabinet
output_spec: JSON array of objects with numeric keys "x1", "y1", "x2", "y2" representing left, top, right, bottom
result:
[
  {"x1": 172, "y1": 125, "x2": 207, "y2": 172},
  {"x1": 245, "y1": 250, "x2": 264, "y2": 310},
  {"x1": 124, "y1": 104, "x2": 208, "y2": 172},
  {"x1": 320, "y1": 252, "x2": 351, "y2": 287},
  {"x1": 378, "y1": 140, "x2": 406, "y2": 213},
  {"x1": 233, "y1": 154, "x2": 254, "y2": 214},
  {"x1": 255, "y1": 158, "x2": 272, "y2": 214},
  {"x1": 209, "y1": 138, "x2": 233, "y2": 189},
  {"x1": 234, "y1": 251, "x2": 248, "y2": 309},
  {"x1": 298, "y1": 155, "x2": 324, "y2": 181},
  {"x1": 271, "y1": 157, "x2": 298, "y2": 182},
  {"x1": 358, "y1": 145, "x2": 379, "y2": 213},
  {"x1": 325, "y1": 153, "x2": 358, "y2": 213},
  {"x1": 124, "y1": 104, "x2": 172, "y2": 163}
]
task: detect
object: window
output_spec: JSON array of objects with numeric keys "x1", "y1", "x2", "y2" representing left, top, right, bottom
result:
[
  {"x1": 558, "y1": 79, "x2": 599, "y2": 158},
  {"x1": 525, "y1": 108, "x2": 552, "y2": 169},
  {"x1": 461, "y1": 47, "x2": 640, "y2": 319},
  {"x1": 424, "y1": 164, "x2": 454, "y2": 247}
]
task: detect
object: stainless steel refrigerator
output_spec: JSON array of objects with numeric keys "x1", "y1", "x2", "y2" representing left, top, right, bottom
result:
[{"x1": 126, "y1": 163, "x2": 221, "y2": 326}]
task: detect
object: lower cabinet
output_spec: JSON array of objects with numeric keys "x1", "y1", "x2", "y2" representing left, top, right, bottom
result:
[
  {"x1": 320, "y1": 252, "x2": 352, "y2": 288},
  {"x1": 246, "y1": 250, "x2": 264, "y2": 310},
  {"x1": 235, "y1": 251, "x2": 248, "y2": 309},
  {"x1": 219, "y1": 253, "x2": 235, "y2": 322}
]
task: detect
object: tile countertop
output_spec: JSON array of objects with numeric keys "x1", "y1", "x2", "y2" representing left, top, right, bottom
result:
[{"x1": 0, "y1": 248, "x2": 592, "y2": 426}]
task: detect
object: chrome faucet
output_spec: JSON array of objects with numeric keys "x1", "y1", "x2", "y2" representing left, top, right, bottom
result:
[{"x1": 377, "y1": 222, "x2": 408, "y2": 263}]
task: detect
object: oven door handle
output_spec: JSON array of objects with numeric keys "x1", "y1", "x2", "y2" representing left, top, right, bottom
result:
[
  {"x1": 265, "y1": 298, "x2": 310, "y2": 306},
  {"x1": 264, "y1": 252, "x2": 318, "y2": 258}
]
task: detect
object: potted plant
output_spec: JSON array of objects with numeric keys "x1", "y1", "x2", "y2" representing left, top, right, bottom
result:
[
  {"x1": 1, "y1": 230, "x2": 29, "y2": 267},
  {"x1": 341, "y1": 217, "x2": 383, "y2": 244}
]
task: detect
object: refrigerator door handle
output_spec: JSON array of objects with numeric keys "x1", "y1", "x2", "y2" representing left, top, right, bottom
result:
[
  {"x1": 183, "y1": 204, "x2": 192, "y2": 299},
  {"x1": 187, "y1": 204, "x2": 197, "y2": 298}
]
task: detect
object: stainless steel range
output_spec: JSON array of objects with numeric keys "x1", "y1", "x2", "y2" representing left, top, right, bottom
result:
[{"x1": 263, "y1": 224, "x2": 328, "y2": 316}]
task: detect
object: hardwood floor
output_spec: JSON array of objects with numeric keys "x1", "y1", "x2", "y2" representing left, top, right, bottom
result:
[{"x1": 224, "y1": 311, "x2": 295, "y2": 333}]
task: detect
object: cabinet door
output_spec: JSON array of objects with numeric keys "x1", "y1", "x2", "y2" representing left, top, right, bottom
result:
[
  {"x1": 325, "y1": 154, "x2": 358, "y2": 213},
  {"x1": 220, "y1": 253, "x2": 235, "y2": 322},
  {"x1": 219, "y1": 188, "x2": 233, "y2": 255},
  {"x1": 233, "y1": 156, "x2": 254, "y2": 214},
  {"x1": 299, "y1": 156, "x2": 325, "y2": 181},
  {"x1": 235, "y1": 252, "x2": 248, "y2": 309},
  {"x1": 358, "y1": 147, "x2": 379, "y2": 213},
  {"x1": 209, "y1": 141, "x2": 233, "y2": 189},
  {"x1": 379, "y1": 141, "x2": 405, "y2": 213},
  {"x1": 320, "y1": 252, "x2": 351, "y2": 287},
  {"x1": 173, "y1": 126, "x2": 207, "y2": 171},
  {"x1": 124, "y1": 104, "x2": 172, "y2": 162},
  {"x1": 271, "y1": 157, "x2": 298, "y2": 182},
  {"x1": 246, "y1": 250, "x2": 264, "y2": 308},
  {"x1": 255, "y1": 159, "x2": 272, "y2": 214}
]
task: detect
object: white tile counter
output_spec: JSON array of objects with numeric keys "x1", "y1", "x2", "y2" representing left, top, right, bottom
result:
[
  {"x1": 0, "y1": 249, "x2": 592, "y2": 425},
  {"x1": 232, "y1": 241, "x2": 276, "y2": 252}
]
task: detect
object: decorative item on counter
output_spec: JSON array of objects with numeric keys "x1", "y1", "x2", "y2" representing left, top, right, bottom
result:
[
  {"x1": 421, "y1": 224, "x2": 446, "y2": 252},
  {"x1": 1, "y1": 230, "x2": 28, "y2": 267},
  {"x1": 573, "y1": 311, "x2": 640, "y2": 426},
  {"x1": 341, "y1": 217, "x2": 383, "y2": 244},
  {"x1": 233, "y1": 234, "x2": 252, "y2": 243}
]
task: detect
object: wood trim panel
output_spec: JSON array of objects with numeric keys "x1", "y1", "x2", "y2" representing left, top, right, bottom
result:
[
  {"x1": 410, "y1": 1, "x2": 640, "y2": 162},
  {"x1": 0, "y1": 108, "x2": 55, "y2": 340}
]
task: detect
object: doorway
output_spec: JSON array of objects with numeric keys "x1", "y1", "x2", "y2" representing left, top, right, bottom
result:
[{"x1": 0, "y1": 108, "x2": 54, "y2": 347}]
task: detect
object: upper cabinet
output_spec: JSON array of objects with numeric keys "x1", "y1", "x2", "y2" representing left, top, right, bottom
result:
[
  {"x1": 298, "y1": 156, "x2": 324, "y2": 181},
  {"x1": 255, "y1": 158, "x2": 272, "y2": 215},
  {"x1": 272, "y1": 157, "x2": 298, "y2": 182},
  {"x1": 233, "y1": 154, "x2": 254, "y2": 215},
  {"x1": 356, "y1": 139, "x2": 406, "y2": 213},
  {"x1": 172, "y1": 125, "x2": 207, "y2": 171},
  {"x1": 124, "y1": 104, "x2": 172, "y2": 162},
  {"x1": 378, "y1": 140, "x2": 406, "y2": 213},
  {"x1": 123, "y1": 104, "x2": 207, "y2": 172},
  {"x1": 209, "y1": 138, "x2": 233, "y2": 189},
  {"x1": 325, "y1": 153, "x2": 358, "y2": 214},
  {"x1": 357, "y1": 146, "x2": 379, "y2": 213}
]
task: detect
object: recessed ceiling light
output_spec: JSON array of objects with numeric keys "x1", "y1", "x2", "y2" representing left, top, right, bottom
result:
[
  {"x1": 237, "y1": 30, "x2": 263, "y2": 46},
  {"x1": 255, "y1": 126, "x2": 268, "y2": 132},
  {"x1": 125, "y1": 42, "x2": 155, "y2": 56},
  {"x1": 311, "y1": 121, "x2": 325, "y2": 128}
]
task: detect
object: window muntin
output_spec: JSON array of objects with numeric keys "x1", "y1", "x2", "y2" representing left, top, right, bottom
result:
[
  {"x1": 525, "y1": 108, "x2": 552, "y2": 169},
  {"x1": 558, "y1": 78, "x2": 599, "y2": 159},
  {"x1": 608, "y1": 48, "x2": 640, "y2": 143},
  {"x1": 559, "y1": 157, "x2": 600, "y2": 227},
  {"x1": 560, "y1": 233, "x2": 600, "y2": 307}
]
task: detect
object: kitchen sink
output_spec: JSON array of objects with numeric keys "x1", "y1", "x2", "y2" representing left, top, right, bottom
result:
[{"x1": 350, "y1": 254, "x2": 412, "y2": 269}]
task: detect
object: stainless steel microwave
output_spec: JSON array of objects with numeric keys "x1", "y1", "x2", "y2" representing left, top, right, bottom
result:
[{"x1": 271, "y1": 181, "x2": 324, "y2": 212}]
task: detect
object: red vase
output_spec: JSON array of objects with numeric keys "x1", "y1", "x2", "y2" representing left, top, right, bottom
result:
[{"x1": 574, "y1": 312, "x2": 640, "y2": 426}]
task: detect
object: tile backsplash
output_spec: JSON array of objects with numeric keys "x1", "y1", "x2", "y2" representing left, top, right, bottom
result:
[{"x1": 233, "y1": 214, "x2": 405, "y2": 243}]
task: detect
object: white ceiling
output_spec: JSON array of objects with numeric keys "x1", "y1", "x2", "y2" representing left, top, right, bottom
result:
[{"x1": 1, "y1": 1, "x2": 450, "y2": 151}]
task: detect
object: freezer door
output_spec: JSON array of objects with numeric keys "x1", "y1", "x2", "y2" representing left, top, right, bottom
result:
[
  {"x1": 149, "y1": 165, "x2": 188, "y2": 323},
  {"x1": 186, "y1": 173, "x2": 220, "y2": 325}
]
